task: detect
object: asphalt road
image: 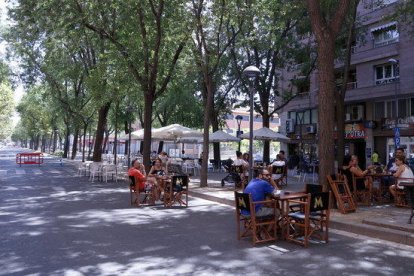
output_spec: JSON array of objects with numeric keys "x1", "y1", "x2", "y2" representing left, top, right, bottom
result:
[{"x1": 1, "y1": 147, "x2": 414, "y2": 276}]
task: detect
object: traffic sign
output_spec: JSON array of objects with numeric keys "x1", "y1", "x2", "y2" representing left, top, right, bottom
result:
[
  {"x1": 394, "y1": 127, "x2": 400, "y2": 137},
  {"x1": 395, "y1": 137, "x2": 400, "y2": 148}
]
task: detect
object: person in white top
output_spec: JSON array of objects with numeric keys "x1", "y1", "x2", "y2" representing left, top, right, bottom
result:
[
  {"x1": 233, "y1": 151, "x2": 248, "y2": 184},
  {"x1": 268, "y1": 154, "x2": 286, "y2": 181},
  {"x1": 389, "y1": 155, "x2": 414, "y2": 198},
  {"x1": 234, "y1": 151, "x2": 248, "y2": 167}
]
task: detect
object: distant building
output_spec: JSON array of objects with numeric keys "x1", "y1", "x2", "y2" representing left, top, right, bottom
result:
[{"x1": 280, "y1": 0, "x2": 414, "y2": 166}]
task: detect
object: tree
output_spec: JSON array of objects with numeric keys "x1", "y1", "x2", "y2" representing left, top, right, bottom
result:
[
  {"x1": 231, "y1": 0, "x2": 308, "y2": 163},
  {"x1": 74, "y1": 0, "x2": 190, "y2": 169},
  {"x1": 190, "y1": 0, "x2": 243, "y2": 186},
  {"x1": 306, "y1": 0, "x2": 355, "y2": 187},
  {"x1": 0, "y1": 82, "x2": 14, "y2": 139}
]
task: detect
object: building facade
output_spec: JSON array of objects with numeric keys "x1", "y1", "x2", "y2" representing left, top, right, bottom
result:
[{"x1": 280, "y1": 0, "x2": 414, "y2": 167}]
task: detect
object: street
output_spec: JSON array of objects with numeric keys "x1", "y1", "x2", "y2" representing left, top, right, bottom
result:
[{"x1": 1, "y1": 148, "x2": 414, "y2": 276}]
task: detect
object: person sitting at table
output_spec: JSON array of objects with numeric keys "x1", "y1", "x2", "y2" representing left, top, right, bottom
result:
[
  {"x1": 243, "y1": 169, "x2": 280, "y2": 217},
  {"x1": 148, "y1": 158, "x2": 166, "y2": 199},
  {"x1": 389, "y1": 155, "x2": 414, "y2": 198},
  {"x1": 387, "y1": 147, "x2": 405, "y2": 173},
  {"x1": 268, "y1": 154, "x2": 286, "y2": 183},
  {"x1": 234, "y1": 151, "x2": 248, "y2": 187},
  {"x1": 342, "y1": 155, "x2": 372, "y2": 192},
  {"x1": 128, "y1": 159, "x2": 155, "y2": 203}
]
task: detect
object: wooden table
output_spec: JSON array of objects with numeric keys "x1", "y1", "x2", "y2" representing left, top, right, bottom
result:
[{"x1": 272, "y1": 191, "x2": 307, "y2": 239}]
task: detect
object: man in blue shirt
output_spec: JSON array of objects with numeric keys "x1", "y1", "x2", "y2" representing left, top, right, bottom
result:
[{"x1": 243, "y1": 169, "x2": 278, "y2": 217}]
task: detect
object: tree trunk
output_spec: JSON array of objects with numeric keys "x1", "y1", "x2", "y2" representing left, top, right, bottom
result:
[
  {"x1": 92, "y1": 102, "x2": 111, "y2": 162},
  {"x1": 317, "y1": 42, "x2": 336, "y2": 187},
  {"x1": 200, "y1": 78, "x2": 214, "y2": 187},
  {"x1": 71, "y1": 128, "x2": 79, "y2": 160},
  {"x1": 306, "y1": 0, "x2": 352, "y2": 188},
  {"x1": 82, "y1": 123, "x2": 87, "y2": 162},
  {"x1": 142, "y1": 93, "x2": 154, "y2": 172},
  {"x1": 63, "y1": 125, "x2": 70, "y2": 158},
  {"x1": 262, "y1": 113, "x2": 271, "y2": 163}
]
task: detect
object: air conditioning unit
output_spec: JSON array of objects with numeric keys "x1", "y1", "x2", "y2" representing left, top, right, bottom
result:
[
  {"x1": 306, "y1": 125, "x2": 316, "y2": 134},
  {"x1": 286, "y1": 119, "x2": 295, "y2": 133},
  {"x1": 345, "y1": 113, "x2": 351, "y2": 121}
]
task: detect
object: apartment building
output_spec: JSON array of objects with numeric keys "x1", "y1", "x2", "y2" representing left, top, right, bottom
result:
[{"x1": 280, "y1": 0, "x2": 414, "y2": 167}]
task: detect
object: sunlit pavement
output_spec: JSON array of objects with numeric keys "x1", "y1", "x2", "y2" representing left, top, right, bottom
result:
[{"x1": 1, "y1": 148, "x2": 414, "y2": 275}]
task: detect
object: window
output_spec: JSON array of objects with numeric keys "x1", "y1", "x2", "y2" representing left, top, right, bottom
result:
[
  {"x1": 345, "y1": 105, "x2": 364, "y2": 121},
  {"x1": 374, "y1": 102, "x2": 384, "y2": 120},
  {"x1": 374, "y1": 98, "x2": 414, "y2": 119},
  {"x1": 372, "y1": 25, "x2": 399, "y2": 47},
  {"x1": 375, "y1": 63, "x2": 399, "y2": 85}
]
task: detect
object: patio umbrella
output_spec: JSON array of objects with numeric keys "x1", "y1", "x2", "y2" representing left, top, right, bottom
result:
[
  {"x1": 240, "y1": 127, "x2": 290, "y2": 142},
  {"x1": 209, "y1": 130, "x2": 240, "y2": 143},
  {"x1": 152, "y1": 124, "x2": 203, "y2": 141},
  {"x1": 130, "y1": 124, "x2": 202, "y2": 141},
  {"x1": 130, "y1": 129, "x2": 144, "y2": 140}
]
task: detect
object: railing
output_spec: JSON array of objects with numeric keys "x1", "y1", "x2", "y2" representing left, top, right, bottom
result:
[{"x1": 16, "y1": 152, "x2": 44, "y2": 166}]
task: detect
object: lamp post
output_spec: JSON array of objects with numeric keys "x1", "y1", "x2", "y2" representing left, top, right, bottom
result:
[
  {"x1": 243, "y1": 65, "x2": 260, "y2": 182},
  {"x1": 235, "y1": 115, "x2": 243, "y2": 151},
  {"x1": 389, "y1": 58, "x2": 399, "y2": 149}
]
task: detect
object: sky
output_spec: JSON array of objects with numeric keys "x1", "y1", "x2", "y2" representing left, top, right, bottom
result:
[{"x1": 1, "y1": 0, "x2": 24, "y2": 125}]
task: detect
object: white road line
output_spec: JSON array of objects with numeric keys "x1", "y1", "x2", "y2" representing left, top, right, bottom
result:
[
  {"x1": 15, "y1": 169, "x2": 26, "y2": 175},
  {"x1": 268, "y1": 245, "x2": 290, "y2": 253}
]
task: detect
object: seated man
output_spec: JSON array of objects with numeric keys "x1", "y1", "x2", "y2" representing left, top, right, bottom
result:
[{"x1": 243, "y1": 169, "x2": 279, "y2": 217}]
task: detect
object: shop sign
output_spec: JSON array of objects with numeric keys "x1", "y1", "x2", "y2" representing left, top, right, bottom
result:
[
  {"x1": 382, "y1": 117, "x2": 414, "y2": 130},
  {"x1": 345, "y1": 123, "x2": 366, "y2": 139}
]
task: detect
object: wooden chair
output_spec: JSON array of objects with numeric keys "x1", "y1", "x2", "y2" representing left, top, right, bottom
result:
[
  {"x1": 394, "y1": 177, "x2": 412, "y2": 208},
  {"x1": 271, "y1": 165, "x2": 288, "y2": 187},
  {"x1": 289, "y1": 183, "x2": 323, "y2": 212},
  {"x1": 230, "y1": 165, "x2": 245, "y2": 189},
  {"x1": 286, "y1": 192, "x2": 331, "y2": 247},
  {"x1": 327, "y1": 175, "x2": 356, "y2": 214},
  {"x1": 351, "y1": 175, "x2": 372, "y2": 206},
  {"x1": 397, "y1": 178, "x2": 414, "y2": 223},
  {"x1": 164, "y1": 175, "x2": 189, "y2": 207},
  {"x1": 129, "y1": 176, "x2": 155, "y2": 206},
  {"x1": 234, "y1": 191, "x2": 278, "y2": 245}
]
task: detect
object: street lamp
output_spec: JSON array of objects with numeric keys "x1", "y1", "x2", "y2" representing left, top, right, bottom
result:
[
  {"x1": 235, "y1": 115, "x2": 243, "y2": 151},
  {"x1": 243, "y1": 65, "x2": 260, "y2": 182},
  {"x1": 388, "y1": 58, "x2": 399, "y2": 149}
]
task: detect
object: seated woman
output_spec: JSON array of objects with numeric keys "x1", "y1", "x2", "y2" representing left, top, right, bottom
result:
[
  {"x1": 389, "y1": 155, "x2": 414, "y2": 198},
  {"x1": 342, "y1": 155, "x2": 372, "y2": 192},
  {"x1": 148, "y1": 158, "x2": 167, "y2": 199}
]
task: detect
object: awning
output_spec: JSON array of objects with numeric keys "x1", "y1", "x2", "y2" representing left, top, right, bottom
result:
[{"x1": 370, "y1": 21, "x2": 397, "y2": 33}]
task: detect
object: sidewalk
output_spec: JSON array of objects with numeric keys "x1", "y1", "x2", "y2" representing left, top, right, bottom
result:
[{"x1": 188, "y1": 172, "x2": 414, "y2": 246}]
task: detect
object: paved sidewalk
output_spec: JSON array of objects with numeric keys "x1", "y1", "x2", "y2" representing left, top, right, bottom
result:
[{"x1": 188, "y1": 172, "x2": 414, "y2": 246}]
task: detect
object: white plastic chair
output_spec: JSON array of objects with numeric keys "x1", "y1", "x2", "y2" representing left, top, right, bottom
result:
[
  {"x1": 183, "y1": 160, "x2": 197, "y2": 176},
  {"x1": 103, "y1": 164, "x2": 117, "y2": 182},
  {"x1": 89, "y1": 162, "x2": 103, "y2": 182}
]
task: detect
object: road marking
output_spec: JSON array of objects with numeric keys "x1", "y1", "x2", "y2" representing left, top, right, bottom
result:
[
  {"x1": 15, "y1": 169, "x2": 25, "y2": 175},
  {"x1": 33, "y1": 169, "x2": 42, "y2": 174},
  {"x1": 268, "y1": 245, "x2": 289, "y2": 253},
  {"x1": 49, "y1": 169, "x2": 61, "y2": 174}
]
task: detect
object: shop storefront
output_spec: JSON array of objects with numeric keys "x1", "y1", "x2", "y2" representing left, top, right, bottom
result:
[{"x1": 373, "y1": 117, "x2": 414, "y2": 164}]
